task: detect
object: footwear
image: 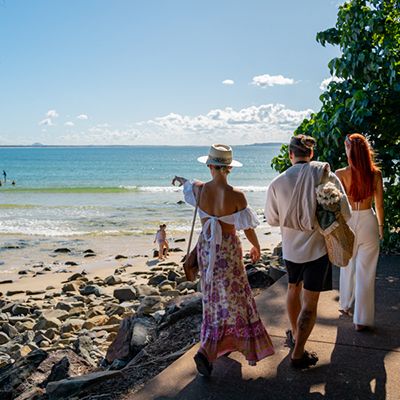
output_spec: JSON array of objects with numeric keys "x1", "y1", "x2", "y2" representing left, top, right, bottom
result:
[
  {"x1": 291, "y1": 350, "x2": 319, "y2": 369},
  {"x1": 285, "y1": 329, "x2": 296, "y2": 349},
  {"x1": 355, "y1": 324, "x2": 368, "y2": 332},
  {"x1": 194, "y1": 352, "x2": 213, "y2": 377}
]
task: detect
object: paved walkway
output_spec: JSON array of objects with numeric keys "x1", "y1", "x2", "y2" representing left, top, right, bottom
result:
[{"x1": 133, "y1": 256, "x2": 400, "y2": 400}]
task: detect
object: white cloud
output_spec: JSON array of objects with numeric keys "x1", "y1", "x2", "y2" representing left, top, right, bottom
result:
[
  {"x1": 320, "y1": 76, "x2": 344, "y2": 90},
  {"x1": 46, "y1": 110, "x2": 59, "y2": 118},
  {"x1": 39, "y1": 118, "x2": 53, "y2": 126},
  {"x1": 77, "y1": 114, "x2": 89, "y2": 120},
  {"x1": 60, "y1": 104, "x2": 312, "y2": 145},
  {"x1": 38, "y1": 109, "x2": 59, "y2": 126},
  {"x1": 65, "y1": 121, "x2": 75, "y2": 127},
  {"x1": 252, "y1": 74, "x2": 295, "y2": 87},
  {"x1": 222, "y1": 79, "x2": 235, "y2": 85}
]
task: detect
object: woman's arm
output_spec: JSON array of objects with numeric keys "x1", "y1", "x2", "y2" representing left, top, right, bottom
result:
[
  {"x1": 374, "y1": 171, "x2": 384, "y2": 240},
  {"x1": 244, "y1": 228, "x2": 261, "y2": 263}
]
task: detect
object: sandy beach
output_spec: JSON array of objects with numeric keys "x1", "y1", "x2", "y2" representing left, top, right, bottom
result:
[{"x1": 0, "y1": 226, "x2": 281, "y2": 300}]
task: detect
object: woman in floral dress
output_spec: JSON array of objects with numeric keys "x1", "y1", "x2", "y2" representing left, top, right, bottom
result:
[{"x1": 172, "y1": 144, "x2": 274, "y2": 376}]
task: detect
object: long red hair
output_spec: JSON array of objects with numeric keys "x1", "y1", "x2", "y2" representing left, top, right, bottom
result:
[{"x1": 346, "y1": 133, "x2": 379, "y2": 202}]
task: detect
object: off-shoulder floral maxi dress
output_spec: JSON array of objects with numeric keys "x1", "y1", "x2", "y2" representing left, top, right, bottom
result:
[{"x1": 184, "y1": 181, "x2": 274, "y2": 364}]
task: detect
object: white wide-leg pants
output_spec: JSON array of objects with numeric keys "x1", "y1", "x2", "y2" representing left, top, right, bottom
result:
[{"x1": 339, "y1": 209, "x2": 380, "y2": 326}]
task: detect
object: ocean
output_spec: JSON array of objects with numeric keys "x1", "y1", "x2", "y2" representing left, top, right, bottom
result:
[{"x1": 0, "y1": 145, "x2": 281, "y2": 237}]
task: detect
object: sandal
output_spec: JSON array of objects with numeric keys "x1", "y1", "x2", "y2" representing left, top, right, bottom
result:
[
  {"x1": 285, "y1": 329, "x2": 296, "y2": 349},
  {"x1": 291, "y1": 350, "x2": 318, "y2": 369},
  {"x1": 194, "y1": 352, "x2": 213, "y2": 377}
]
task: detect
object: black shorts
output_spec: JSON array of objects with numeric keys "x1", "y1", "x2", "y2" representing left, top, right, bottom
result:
[{"x1": 284, "y1": 254, "x2": 332, "y2": 292}]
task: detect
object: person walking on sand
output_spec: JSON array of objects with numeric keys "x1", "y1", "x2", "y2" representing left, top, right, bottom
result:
[
  {"x1": 2, "y1": 170, "x2": 6, "y2": 183},
  {"x1": 154, "y1": 224, "x2": 168, "y2": 261},
  {"x1": 265, "y1": 135, "x2": 351, "y2": 369},
  {"x1": 336, "y1": 133, "x2": 384, "y2": 332},
  {"x1": 173, "y1": 144, "x2": 274, "y2": 377}
]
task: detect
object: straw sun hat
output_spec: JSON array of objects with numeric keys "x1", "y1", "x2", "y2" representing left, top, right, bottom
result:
[{"x1": 197, "y1": 144, "x2": 243, "y2": 167}]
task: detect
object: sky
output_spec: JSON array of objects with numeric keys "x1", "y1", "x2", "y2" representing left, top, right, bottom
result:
[{"x1": 0, "y1": 0, "x2": 342, "y2": 145}]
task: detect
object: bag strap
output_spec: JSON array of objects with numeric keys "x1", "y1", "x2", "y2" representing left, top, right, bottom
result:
[{"x1": 185, "y1": 185, "x2": 201, "y2": 260}]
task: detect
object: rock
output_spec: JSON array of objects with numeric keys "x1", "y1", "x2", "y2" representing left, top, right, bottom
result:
[
  {"x1": 148, "y1": 273, "x2": 168, "y2": 286},
  {"x1": 137, "y1": 296, "x2": 163, "y2": 315},
  {"x1": 113, "y1": 286, "x2": 137, "y2": 302},
  {"x1": 246, "y1": 268, "x2": 274, "y2": 288},
  {"x1": 115, "y1": 254, "x2": 128, "y2": 260},
  {"x1": 130, "y1": 317, "x2": 157, "y2": 354},
  {"x1": 73, "y1": 336, "x2": 97, "y2": 367},
  {"x1": 84, "y1": 253, "x2": 96, "y2": 258},
  {"x1": 11, "y1": 304, "x2": 31, "y2": 316},
  {"x1": 176, "y1": 281, "x2": 198, "y2": 291},
  {"x1": 169, "y1": 247, "x2": 183, "y2": 252},
  {"x1": 272, "y1": 244, "x2": 283, "y2": 258},
  {"x1": 55, "y1": 301, "x2": 73, "y2": 312},
  {"x1": 67, "y1": 272, "x2": 85, "y2": 282},
  {"x1": 109, "y1": 358, "x2": 128, "y2": 370},
  {"x1": 174, "y1": 238, "x2": 186, "y2": 242},
  {"x1": 42, "y1": 309, "x2": 69, "y2": 321},
  {"x1": 1, "y1": 322, "x2": 18, "y2": 338},
  {"x1": 39, "y1": 355, "x2": 70, "y2": 388},
  {"x1": 25, "y1": 290, "x2": 46, "y2": 295},
  {"x1": 83, "y1": 249, "x2": 95, "y2": 254},
  {"x1": 177, "y1": 200, "x2": 185, "y2": 205},
  {"x1": 158, "y1": 280, "x2": 176, "y2": 290},
  {"x1": 0, "y1": 331, "x2": 11, "y2": 344},
  {"x1": 54, "y1": 248, "x2": 71, "y2": 253},
  {"x1": 167, "y1": 270, "x2": 181, "y2": 282},
  {"x1": 65, "y1": 261, "x2": 78, "y2": 266},
  {"x1": 158, "y1": 261, "x2": 179, "y2": 267},
  {"x1": 5, "y1": 290, "x2": 25, "y2": 296},
  {"x1": 33, "y1": 317, "x2": 61, "y2": 331},
  {"x1": 60, "y1": 319, "x2": 85, "y2": 333},
  {"x1": 136, "y1": 284, "x2": 160, "y2": 297},
  {"x1": 0, "y1": 349, "x2": 48, "y2": 397},
  {"x1": 82, "y1": 315, "x2": 109, "y2": 330},
  {"x1": 80, "y1": 285, "x2": 104, "y2": 297},
  {"x1": 62, "y1": 282, "x2": 80, "y2": 293},
  {"x1": 104, "y1": 275, "x2": 122, "y2": 286},
  {"x1": 0, "y1": 280, "x2": 13, "y2": 284},
  {"x1": 46, "y1": 370, "x2": 123, "y2": 400},
  {"x1": 18, "y1": 269, "x2": 30, "y2": 275}
]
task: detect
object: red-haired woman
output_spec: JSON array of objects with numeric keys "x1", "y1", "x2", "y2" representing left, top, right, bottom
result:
[{"x1": 335, "y1": 133, "x2": 384, "y2": 331}]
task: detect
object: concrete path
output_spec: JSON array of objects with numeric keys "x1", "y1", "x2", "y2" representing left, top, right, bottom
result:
[{"x1": 133, "y1": 256, "x2": 400, "y2": 400}]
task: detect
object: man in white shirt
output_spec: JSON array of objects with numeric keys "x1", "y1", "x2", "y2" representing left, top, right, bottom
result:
[{"x1": 265, "y1": 135, "x2": 351, "y2": 369}]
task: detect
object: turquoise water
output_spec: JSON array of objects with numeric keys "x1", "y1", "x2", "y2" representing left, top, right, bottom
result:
[{"x1": 0, "y1": 145, "x2": 280, "y2": 236}]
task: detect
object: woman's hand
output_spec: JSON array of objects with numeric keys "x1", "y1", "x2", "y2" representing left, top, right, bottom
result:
[
  {"x1": 379, "y1": 225, "x2": 384, "y2": 241},
  {"x1": 172, "y1": 176, "x2": 186, "y2": 187},
  {"x1": 249, "y1": 246, "x2": 261, "y2": 263}
]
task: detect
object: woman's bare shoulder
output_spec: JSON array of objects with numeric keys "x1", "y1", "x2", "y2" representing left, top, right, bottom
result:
[{"x1": 335, "y1": 166, "x2": 350, "y2": 176}]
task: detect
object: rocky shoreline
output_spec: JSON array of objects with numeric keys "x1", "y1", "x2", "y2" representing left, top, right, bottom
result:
[{"x1": 0, "y1": 243, "x2": 284, "y2": 400}]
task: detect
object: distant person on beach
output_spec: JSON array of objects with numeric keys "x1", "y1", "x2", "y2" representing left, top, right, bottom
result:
[
  {"x1": 154, "y1": 224, "x2": 168, "y2": 261},
  {"x1": 11, "y1": 180, "x2": 15, "y2": 186},
  {"x1": 265, "y1": 135, "x2": 351, "y2": 369},
  {"x1": 173, "y1": 144, "x2": 274, "y2": 377},
  {"x1": 336, "y1": 133, "x2": 384, "y2": 332},
  {"x1": 2, "y1": 170, "x2": 6, "y2": 183}
]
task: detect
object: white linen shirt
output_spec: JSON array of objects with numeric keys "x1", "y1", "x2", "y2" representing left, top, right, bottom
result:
[{"x1": 265, "y1": 163, "x2": 351, "y2": 263}]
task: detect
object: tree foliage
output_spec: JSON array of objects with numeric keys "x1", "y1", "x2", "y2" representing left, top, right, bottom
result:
[{"x1": 272, "y1": 0, "x2": 400, "y2": 252}]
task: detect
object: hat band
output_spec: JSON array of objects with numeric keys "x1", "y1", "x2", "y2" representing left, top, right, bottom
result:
[{"x1": 207, "y1": 156, "x2": 232, "y2": 165}]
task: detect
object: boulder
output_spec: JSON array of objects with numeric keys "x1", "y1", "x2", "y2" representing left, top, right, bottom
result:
[
  {"x1": 137, "y1": 296, "x2": 163, "y2": 315},
  {"x1": 136, "y1": 284, "x2": 160, "y2": 298},
  {"x1": 62, "y1": 282, "x2": 80, "y2": 293},
  {"x1": 65, "y1": 261, "x2": 78, "y2": 266},
  {"x1": 33, "y1": 317, "x2": 61, "y2": 331},
  {"x1": 80, "y1": 285, "x2": 104, "y2": 297},
  {"x1": 39, "y1": 355, "x2": 70, "y2": 388},
  {"x1": 0, "y1": 331, "x2": 10, "y2": 344},
  {"x1": 73, "y1": 336, "x2": 97, "y2": 367},
  {"x1": 82, "y1": 315, "x2": 109, "y2": 330},
  {"x1": 148, "y1": 273, "x2": 168, "y2": 286},
  {"x1": 113, "y1": 286, "x2": 137, "y2": 302},
  {"x1": 54, "y1": 248, "x2": 71, "y2": 253},
  {"x1": 176, "y1": 281, "x2": 198, "y2": 292},
  {"x1": 55, "y1": 301, "x2": 73, "y2": 312},
  {"x1": 46, "y1": 370, "x2": 123, "y2": 400},
  {"x1": 167, "y1": 270, "x2": 182, "y2": 282},
  {"x1": 11, "y1": 304, "x2": 31, "y2": 316},
  {"x1": 60, "y1": 319, "x2": 85, "y2": 333},
  {"x1": 104, "y1": 275, "x2": 122, "y2": 286},
  {"x1": 246, "y1": 268, "x2": 274, "y2": 288},
  {"x1": 115, "y1": 254, "x2": 128, "y2": 260}
]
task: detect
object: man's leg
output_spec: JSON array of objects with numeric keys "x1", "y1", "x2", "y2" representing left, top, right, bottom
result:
[
  {"x1": 291, "y1": 289, "x2": 320, "y2": 360},
  {"x1": 287, "y1": 282, "x2": 302, "y2": 337}
]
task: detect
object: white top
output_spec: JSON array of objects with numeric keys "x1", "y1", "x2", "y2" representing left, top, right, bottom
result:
[
  {"x1": 183, "y1": 180, "x2": 259, "y2": 282},
  {"x1": 265, "y1": 163, "x2": 351, "y2": 263}
]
